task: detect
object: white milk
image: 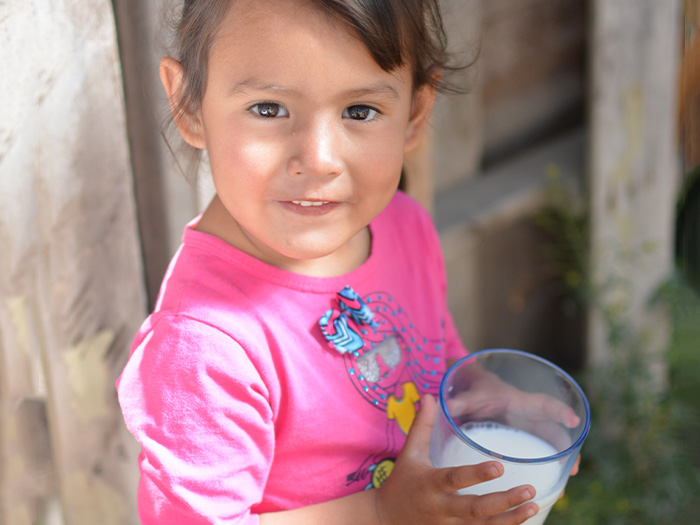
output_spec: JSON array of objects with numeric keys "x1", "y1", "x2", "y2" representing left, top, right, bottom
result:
[{"x1": 437, "y1": 422, "x2": 564, "y2": 525}]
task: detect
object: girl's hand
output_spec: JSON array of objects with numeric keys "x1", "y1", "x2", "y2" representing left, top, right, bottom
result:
[
  {"x1": 374, "y1": 395, "x2": 539, "y2": 524},
  {"x1": 447, "y1": 370, "x2": 581, "y2": 458}
]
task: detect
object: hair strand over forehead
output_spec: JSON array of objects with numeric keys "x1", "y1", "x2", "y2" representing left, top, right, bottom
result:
[{"x1": 171, "y1": 0, "x2": 461, "y2": 116}]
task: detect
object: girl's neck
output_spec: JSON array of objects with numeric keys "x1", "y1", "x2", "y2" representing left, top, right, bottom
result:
[{"x1": 195, "y1": 195, "x2": 372, "y2": 278}]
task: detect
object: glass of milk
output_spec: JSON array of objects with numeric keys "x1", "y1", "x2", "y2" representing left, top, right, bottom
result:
[{"x1": 429, "y1": 349, "x2": 590, "y2": 525}]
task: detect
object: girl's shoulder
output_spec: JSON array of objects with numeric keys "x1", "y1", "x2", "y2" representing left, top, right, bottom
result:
[
  {"x1": 386, "y1": 188, "x2": 426, "y2": 212},
  {"x1": 377, "y1": 190, "x2": 437, "y2": 240},
  {"x1": 381, "y1": 190, "x2": 433, "y2": 226},
  {"x1": 144, "y1": 228, "x2": 279, "y2": 346}
]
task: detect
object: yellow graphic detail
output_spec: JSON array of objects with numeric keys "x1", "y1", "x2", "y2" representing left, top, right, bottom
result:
[
  {"x1": 386, "y1": 381, "x2": 421, "y2": 435},
  {"x1": 371, "y1": 459, "x2": 395, "y2": 488}
]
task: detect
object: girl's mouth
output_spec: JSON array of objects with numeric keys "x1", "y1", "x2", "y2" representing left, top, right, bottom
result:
[
  {"x1": 291, "y1": 200, "x2": 331, "y2": 207},
  {"x1": 280, "y1": 199, "x2": 338, "y2": 215}
]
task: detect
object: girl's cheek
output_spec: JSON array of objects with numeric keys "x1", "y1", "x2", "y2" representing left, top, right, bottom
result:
[{"x1": 231, "y1": 138, "x2": 286, "y2": 168}]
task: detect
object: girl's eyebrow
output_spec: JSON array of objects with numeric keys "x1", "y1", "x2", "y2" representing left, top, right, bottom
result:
[
  {"x1": 342, "y1": 83, "x2": 400, "y2": 101},
  {"x1": 228, "y1": 78, "x2": 400, "y2": 101},
  {"x1": 228, "y1": 79, "x2": 293, "y2": 96}
]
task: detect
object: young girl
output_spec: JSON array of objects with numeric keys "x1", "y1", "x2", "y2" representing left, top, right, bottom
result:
[{"x1": 117, "y1": 0, "x2": 542, "y2": 523}]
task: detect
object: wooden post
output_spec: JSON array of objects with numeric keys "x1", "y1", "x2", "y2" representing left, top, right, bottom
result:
[
  {"x1": 432, "y1": 0, "x2": 484, "y2": 193},
  {"x1": 112, "y1": 0, "x2": 201, "y2": 310},
  {"x1": 680, "y1": 0, "x2": 700, "y2": 169},
  {"x1": 587, "y1": 0, "x2": 681, "y2": 374},
  {"x1": 0, "y1": 1, "x2": 145, "y2": 523},
  {"x1": 404, "y1": 0, "x2": 484, "y2": 213}
]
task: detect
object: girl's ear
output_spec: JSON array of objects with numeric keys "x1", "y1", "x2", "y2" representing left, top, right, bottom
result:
[
  {"x1": 404, "y1": 82, "x2": 437, "y2": 153},
  {"x1": 160, "y1": 56, "x2": 206, "y2": 149}
]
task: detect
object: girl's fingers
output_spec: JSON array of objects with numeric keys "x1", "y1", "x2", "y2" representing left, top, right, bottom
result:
[
  {"x1": 570, "y1": 454, "x2": 581, "y2": 476},
  {"x1": 437, "y1": 461, "x2": 504, "y2": 493},
  {"x1": 484, "y1": 501, "x2": 540, "y2": 525},
  {"x1": 402, "y1": 393, "x2": 437, "y2": 459},
  {"x1": 445, "y1": 485, "x2": 538, "y2": 522},
  {"x1": 521, "y1": 393, "x2": 579, "y2": 428}
]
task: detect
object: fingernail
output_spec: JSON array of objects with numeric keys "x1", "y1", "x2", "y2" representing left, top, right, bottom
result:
[
  {"x1": 521, "y1": 488, "x2": 534, "y2": 500},
  {"x1": 487, "y1": 464, "x2": 500, "y2": 478},
  {"x1": 526, "y1": 505, "x2": 537, "y2": 518}
]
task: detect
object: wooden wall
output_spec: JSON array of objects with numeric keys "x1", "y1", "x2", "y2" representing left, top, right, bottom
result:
[
  {"x1": 587, "y1": 0, "x2": 681, "y2": 373},
  {"x1": 0, "y1": 1, "x2": 144, "y2": 523},
  {"x1": 479, "y1": 0, "x2": 587, "y2": 165},
  {"x1": 430, "y1": 0, "x2": 587, "y2": 191},
  {"x1": 436, "y1": 0, "x2": 682, "y2": 375},
  {"x1": 434, "y1": 0, "x2": 589, "y2": 366},
  {"x1": 681, "y1": 0, "x2": 700, "y2": 170}
]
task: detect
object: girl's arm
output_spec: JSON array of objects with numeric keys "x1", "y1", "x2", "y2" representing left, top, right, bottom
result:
[{"x1": 260, "y1": 395, "x2": 538, "y2": 525}]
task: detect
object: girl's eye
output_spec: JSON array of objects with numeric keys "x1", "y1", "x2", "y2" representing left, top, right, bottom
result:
[
  {"x1": 343, "y1": 105, "x2": 378, "y2": 121},
  {"x1": 250, "y1": 102, "x2": 288, "y2": 118}
]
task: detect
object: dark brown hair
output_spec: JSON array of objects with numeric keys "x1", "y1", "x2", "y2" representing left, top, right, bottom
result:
[{"x1": 170, "y1": 0, "x2": 458, "y2": 119}]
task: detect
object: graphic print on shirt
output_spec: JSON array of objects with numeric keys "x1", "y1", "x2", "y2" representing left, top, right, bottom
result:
[{"x1": 319, "y1": 286, "x2": 446, "y2": 490}]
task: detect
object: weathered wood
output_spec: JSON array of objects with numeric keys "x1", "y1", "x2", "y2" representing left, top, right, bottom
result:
[
  {"x1": 587, "y1": 0, "x2": 681, "y2": 373},
  {"x1": 404, "y1": 0, "x2": 484, "y2": 210},
  {"x1": 437, "y1": 129, "x2": 586, "y2": 368},
  {"x1": 680, "y1": 0, "x2": 700, "y2": 169},
  {"x1": 112, "y1": 0, "x2": 175, "y2": 310},
  {"x1": 431, "y1": 0, "x2": 484, "y2": 193},
  {"x1": 0, "y1": 295, "x2": 56, "y2": 525},
  {"x1": 479, "y1": 0, "x2": 587, "y2": 164},
  {"x1": 0, "y1": 1, "x2": 146, "y2": 523},
  {"x1": 112, "y1": 0, "x2": 201, "y2": 309}
]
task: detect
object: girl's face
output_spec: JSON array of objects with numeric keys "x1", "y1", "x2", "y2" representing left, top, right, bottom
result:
[{"x1": 163, "y1": 0, "x2": 435, "y2": 276}]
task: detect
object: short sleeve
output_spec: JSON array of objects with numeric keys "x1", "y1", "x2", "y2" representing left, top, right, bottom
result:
[{"x1": 118, "y1": 315, "x2": 274, "y2": 525}]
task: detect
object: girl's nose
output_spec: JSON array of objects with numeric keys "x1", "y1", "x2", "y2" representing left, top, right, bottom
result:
[{"x1": 287, "y1": 118, "x2": 344, "y2": 177}]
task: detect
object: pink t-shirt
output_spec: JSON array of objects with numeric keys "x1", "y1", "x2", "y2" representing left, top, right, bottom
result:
[{"x1": 118, "y1": 191, "x2": 466, "y2": 524}]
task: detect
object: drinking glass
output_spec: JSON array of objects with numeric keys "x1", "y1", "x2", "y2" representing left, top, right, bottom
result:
[{"x1": 430, "y1": 349, "x2": 590, "y2": 525}]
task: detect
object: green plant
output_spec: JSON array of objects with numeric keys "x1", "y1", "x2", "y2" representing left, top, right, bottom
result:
[{"x1": 534, "y1": 168, "x2": 700, "y2": 524}]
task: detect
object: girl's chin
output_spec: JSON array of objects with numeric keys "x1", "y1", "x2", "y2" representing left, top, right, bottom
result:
[{"x1": 262, "y1": 242, "x2": 365, "y2": 276}]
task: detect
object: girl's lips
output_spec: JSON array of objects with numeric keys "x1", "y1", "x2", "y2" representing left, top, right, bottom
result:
[
  {"x1": 278, "y1": 199, "x2": 339, "y2": 215},
  {"x1": 291, "y1": 200, "x2": 331, "y2": 207}
]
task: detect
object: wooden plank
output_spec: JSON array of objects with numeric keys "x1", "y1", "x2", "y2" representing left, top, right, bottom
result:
[
  {"x1": 0, "y1": 295, "x2": 55, "y2": 525},
  {"x1": 479, "y1": 0, "x2": 587, "y2": 163},
  {"x1": 680, "y1": 0, "x2": 700, "y2": 168},
  {"x1": 431, "y1": 0, "x2": 484, "y2": 193},
  {"x1": 112, "y1": 0, "x2": 173, "y2": 310},
  {"x1": 404, "y1": 0, "x2": 484, "y2": 208},
  {"x1": 436, "y1": 129, "x2": 586, "y2": 366},
  {"x1": 0, "y1": 1, "x2": 146, "y2": 523},
  {"x1": 112, "y1": 0, "x2": 201, "y2": 310},
  {"x1": 587, "y1": 0, "x2": 681, "y2": 373}
]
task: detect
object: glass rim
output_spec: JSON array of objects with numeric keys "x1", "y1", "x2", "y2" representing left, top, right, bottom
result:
[{"x1": 439, "y1": 348, "x2": 591, "y2": 464}]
